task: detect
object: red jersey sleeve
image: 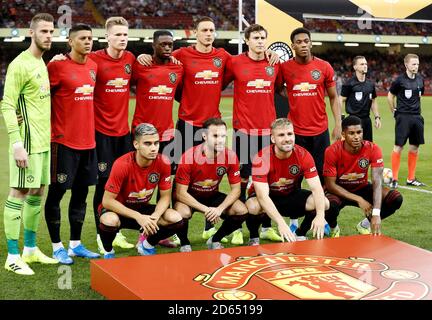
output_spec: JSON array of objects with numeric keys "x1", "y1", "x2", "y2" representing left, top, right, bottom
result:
[
  {"x1": 227, "y1": 151, "x2": 241, "y2": 185},
  {"x1": 223, "y1": 55, "x2": 234, "y2": 88},
  {"x1": 323, "y1": 146, "x2": 338, "y2": 177},
  {"x1": 302, "y1": 151, "x2": 319, "y2": 179},
  {"x1": 325, "y1": 62, "x2": 336, "y2": 89},
  {"x1": 47, "y1": 62, "x2": 60, "y2": 90},
  {"x1": 251, "y1": 150, "x2": 271, "y2": 183},
  {"x1": 175, "y1": 154, "x2": 191, "y2": 186},
  {"x1": 105, "y1": 158, "x2": 127, "y2": 194},
  {"x1": 370, "y1": 144, "x2": 384, "y2": 168},
  {"x1": 158, "y1": 155, "x2": 173, "y2": 191},
  {"x1": 274, "y1": 64, "x2": 284, "y2": 92}
]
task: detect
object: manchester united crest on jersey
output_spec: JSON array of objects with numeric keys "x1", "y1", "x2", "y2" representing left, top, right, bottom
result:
[
  {"x1": 216, "y1": 166, "x2": 227, "y2": 177},
  {"x1": 265, "y1": 66, "x2": 275, "y2": 77},
  {"x1": 311, "y1": 69, "x2": 321, "y2": 81},
  {"x1": 125, "y1": 64, "x2": 131, "y2": 74},
  {"x1": 213, "y1": 58, "x2": 222, "y2": 68},
  {"x1": 98, "y1": 162, "x2": 108, "y2": 172},
  {"x1": 169, "y1": 72, "x2": 177, "y2": 84},
  {"x1": 289, "y1": 165, "x2": 300, "y2": 175},
  {"x1": 57, "y1": 173, "x2": 67, "y2": 184},
  {"x1": 90, "y1": 70, "x2": 96, "y2": 82},
  {"x1": 149, "y1": 173, "x2": 160, "y2": 184},
  {"x1": 358, "y1": 158, "x2": 369, "y2": 169}
]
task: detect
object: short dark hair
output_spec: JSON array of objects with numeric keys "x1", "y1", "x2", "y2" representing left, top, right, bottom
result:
[
  {"x1": 194, "y1": 16, "x2": 214, "y2": 30},
  {"x1": 342, "y1": 115, "x2": 362, "y2": 130},
  {"x1": 30, "y1": 13, "x2": 54, "y2": 29},
  {"x1": 69, "y1": 24, "x2": 92, "y2": 37},
  {"x1": 203, "y1": 118, "x2": 226, "y2": 129},
  {"x1": 353, "y1": 55, "x2": 366, "y2": 66},
  {"x1": 153, "y1": 30, "x2": 173, "y2": 43},
  {"x1": 134, "y1": 123, "x2": 158, "y2": 140},
  {"x1": 244, "y1": 24, "x2": 267, "y2": 40},
  {"x1": 290, "y1": 27, "x2": 311, "y2": 43}
]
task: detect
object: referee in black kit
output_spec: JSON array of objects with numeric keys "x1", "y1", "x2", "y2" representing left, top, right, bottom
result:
[
  {"x1": 388, "y1": 53, "x2": 426, "y2": 188},
  {"x1": 340, "y1": 55, "x2": 381, "y2": 142}
]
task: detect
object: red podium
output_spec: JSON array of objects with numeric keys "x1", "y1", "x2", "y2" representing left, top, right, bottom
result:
[{"x1": 90, "y1": 235, "x2": 432, "y2": 300}]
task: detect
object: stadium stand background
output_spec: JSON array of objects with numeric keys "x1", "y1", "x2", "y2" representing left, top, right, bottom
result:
[{"x1": 1, "y1": 1, "x2": 432, "y2": 95}]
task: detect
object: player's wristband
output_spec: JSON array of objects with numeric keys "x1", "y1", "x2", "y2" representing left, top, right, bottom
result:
[
  {"x1": 12, "y1": 141, "x2": 24, "y2": 150},
  {"x1": 372, "y1": 209, "x2": 381, "y2": 217}
]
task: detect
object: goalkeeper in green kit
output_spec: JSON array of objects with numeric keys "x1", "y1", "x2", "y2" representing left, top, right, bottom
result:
[{"x1": 0, "y1": 13, "x2": 58, "y2": 275}]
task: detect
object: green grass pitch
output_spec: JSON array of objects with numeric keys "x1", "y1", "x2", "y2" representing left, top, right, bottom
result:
[{"x1": 0, "y1": 96, "x2": 430, "y2": 299}]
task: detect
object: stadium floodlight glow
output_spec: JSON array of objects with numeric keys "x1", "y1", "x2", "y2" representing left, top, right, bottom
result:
[
  {"x1": 375, "y1": 35, "x2": 382, "y2": 43},
  {"x1": 336, "y1": 34, "x2": 343, "y2": 42},
  {"x1": 98, "y1": 39, "x2": 108, "y2": 43},
  {"x1": 311, "y1": 41, "x2": 322, "y2": 46},
  {"x1": 422, "y1": 36, "x2": 428, "y2": 44},
  {"x1": 143, "y1": 39, "x2": 153, "y2": 43},
  {"x1": 404, "y1": 44, "x2": 419, "y2": 48},
  {"x1": 375, "y1": 43, "x2": 390, "y2": 47},
  {"x1": 187, "y1": 39, "x2": 197, "y2": 43},
  {"x1": 344, "y1": 42, "x2": 359, "y2": 47},
  {"x1": 60, "y1": 28, "x2": 68, "y2": 37},
  {"x1": 173, "y1": 36, "x2": 182, "y2": 41},
  {"x1": 92, "y1": 37, "x2": 98, "y2": 41},
  {"x1": 127, "y1": 37, "x2": 140, "y2": 41},
  {"x1": 4, "y1": 36, "x2": 25, "y2": 42},
  {"x1": 10, "y1": 28, "x2": 19, "y2": 37}
]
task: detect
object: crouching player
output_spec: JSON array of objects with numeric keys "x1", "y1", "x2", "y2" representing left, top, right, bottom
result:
[
  {"x1": 98, "y1": 123, "x2": 184, "y2": 257},
  {"x1": 324, "y1": 115, "x2": 403, "y2": 235},
  {"x1": 246, "y1": 118, "x2": 328, "y2": 243},
  {"x1": 174, "y1": 118, "x2": 248, "y2": 251}
]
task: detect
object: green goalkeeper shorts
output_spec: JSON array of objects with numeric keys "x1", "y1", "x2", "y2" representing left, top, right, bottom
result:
[{"x1": 9, "y1": 150, "x2": 50, "y2": 189}]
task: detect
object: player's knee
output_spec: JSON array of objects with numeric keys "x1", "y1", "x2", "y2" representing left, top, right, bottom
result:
[
  {"x1": 231, "y1": 200, "x2": 248, "y2": 215},
  {"x1": 387, "y1": 190, "x2": 403, "y2": 210},
  {"x1": 246, "y1": 198, "x2": 261, "y2": 215},
  {"x1": 163, "y1": 209, "x2": 182, "y2": 224},
  {"x1": 100, "y1": 212, "x2": 120, "y2": 227}
]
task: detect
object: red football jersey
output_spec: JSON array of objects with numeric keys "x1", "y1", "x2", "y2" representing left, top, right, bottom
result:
[
  {"x1": 105, "y1": 151, "x2": 172, "y2": 210},
  {"x1": 172, "y1": 46, "x2": 230, "y2": 126},
  {"x1": 323, "y1": 140, "x2": 384, "y2": 192},
  {"x1": 48, "y1": 55, "x2": 97, "y2": 149},
  {"x1": 175, "y1": 144, "x2": 241, "y2": 198},
  {"x1": 132, "y1": 61, "x2": 183, "y2": 141},
  {"x1": 281, "y1": 57, "x2": 336, "y2": 136},
  {"x1": 224, "y1": 53, "x2": 282, "y2": 135},
  {"x1": 250, "y1": 144, "x2": 318, "y2": 196},
  {"x1": 90, "y1": 50, "x2": 135, "y2": 136}
]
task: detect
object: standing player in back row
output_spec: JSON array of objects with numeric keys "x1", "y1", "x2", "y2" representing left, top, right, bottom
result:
[
  {"x1": 280, "y1": 27, "x2": 342, "y2": 232},
  {"x1": 387, "y1": 54, "x2": 426, "y2": 188},
  {"x1": 340, "y1": 55, "x2": 381, "y2": 142},
  {"x1": 1, "y1": 13, "x2": 58, "y2": 275},
  {"x1": 223, "y1": 23, "x2": 283, "y2": 244},
  {"x1": 90, "y1": 17, "x2": 136, "y2": 252},
  {"x1": 45, "y1": 24, "x2": 100, "y2": 264}
]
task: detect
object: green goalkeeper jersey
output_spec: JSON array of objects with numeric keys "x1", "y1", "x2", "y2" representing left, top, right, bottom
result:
[{"x1": 1, "y1": 49, "x2": 51, "y2": 154}]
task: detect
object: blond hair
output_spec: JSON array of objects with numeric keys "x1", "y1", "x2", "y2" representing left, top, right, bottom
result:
[
  {"x1": 105, "y1": 17, "x2": 128, "y2": 30},
  {"x1": 404, "y1": 53, "x2": 419, "y2": 63}
]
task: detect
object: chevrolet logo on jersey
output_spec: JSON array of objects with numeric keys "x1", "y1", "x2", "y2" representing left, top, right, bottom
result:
[
  {"x1": 149, "y1": 85, "x2": 173, "y2": 95},
  {"x1": 75, "y1": 84, "x2": 94, "y2": 95},
  {"x1": 270, "y1": 178, "x2": 294, "y2": 187},
  {"x1": 194, "y1": 179, "x2": 218, "y2": 188},
  {"x1": 106, "y1": 78, "x2": 129, "y2": 88},
  {"x1": 129, "y1": 188, "x2": 154, "y2": 200},
  {"x1": 247, "y1": 79, "x2": 271, "y2": 89},
  {"x1": 340, "y1": 173, "x2": 365, "y2": 181},
  {"x1": 293, "y1": 82, "x2": 317, "y2": 92},
  {"x1": 195, "y1": 70, "x2": 219, "y2": 80}
]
